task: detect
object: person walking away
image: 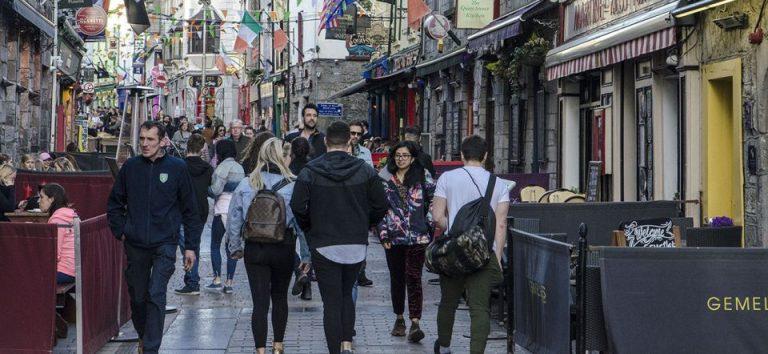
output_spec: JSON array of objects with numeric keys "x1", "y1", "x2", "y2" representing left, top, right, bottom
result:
[
  {"x1": 229, "y1": 119, "x2": 253, "y2": 161},
  {"x1": 404, "y1": 126, "x2": 436, "y2": 177},
  {"x1": 288, "y1": 137, "x2": 313, "y2": 300},
  {"x1": 107, "y1": 121, "x2": 202, "y2": 353},
  {"x1": 172, "y1": 121, "x2": 193, "y2": 154},
  {"x1": 290, "y1": 121, "x2": 387, "y2": 354},
  {"x1": 228, "y1": 137, "x2": 310, "y2": 354},
  {"x1": 377, "y1": 141, "x2": 435, "y2": 343},
  {"x1": 39, "y1": 183, "x2": 78, "y2": 284},
  {"x1": 208, "y1": 139, "x2": 245, "y2": 293},
  {"x1": 284, "y1": 103, "x2": 327, "y2": 159},
  {"x1": 0, "y1": 164, "x2": 16, "y2": 222},
  {"x1": 348, "y1": 121, "x2": 374, "y2": 289},
  {"x1": 431, "y1": 135, "x2": 509, "y2": 354},
  {"x1": 175, "y1": 134, "x2": 214, "y2": 295}
]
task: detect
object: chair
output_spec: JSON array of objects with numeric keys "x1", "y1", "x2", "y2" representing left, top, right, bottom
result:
[
  {"x1": 565, "y1": 194, "x2": 586, "y2": 203},
  {"x1": 520, "y1": 185, "x2": 546, "y2": 203},
  {"x1": 550, "y1": 190, "x2": 577, "y2": 203}
]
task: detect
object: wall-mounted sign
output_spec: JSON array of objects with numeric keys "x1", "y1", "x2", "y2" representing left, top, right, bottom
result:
[
  {"x1": 74, "y1": 1, "x2": 109, "y2": 41},
  {"x1": 424, "y1": 14, "x2": 452, "y2": 40},
  {"x1": 82, "y1": 82, "x2": 95, "y2": 94},
  {"x1": 564, "y1": 0, "x2": 667, "y2": 41},
  {"x1": 317, "y1": 103, "x2": 343, "y2": 118},
  {"x1": 456, "y1": 0, "x2": 494, "y2": 29},
  {"x1": 188, "y1": 75, "x2": 223, "y2": 88},
  {"x1": 391, "y1": 47, "x2": 420, "y2": 72}
]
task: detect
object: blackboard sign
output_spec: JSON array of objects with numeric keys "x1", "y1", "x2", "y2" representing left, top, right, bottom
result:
[
  {"x1": 620, "y1": 218, "x2": 675, "y2": 248},
  {"x1": 586, "y1": 161, "x2": 601, "y2": 202}
]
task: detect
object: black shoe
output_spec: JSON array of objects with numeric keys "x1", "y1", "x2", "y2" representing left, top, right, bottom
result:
[
  {"x1": 391, "y1": 318, "x2": 406, "y2": 336},
  {"x1": 292, "y1": 274, "x2": 309, "y2": 296},
  {"x1": 434, "y1": 340, "x2": 450, "y2": 354},
  {"x1": 174, "y1": 285, "x2": 200, "y2": 295},
  {"x1": 300, "y1": 283, "x2": 312, "y2": 300},
  {"x1": 357, "y1": 274, "x2": 373, "y2": 287},
  {"x1": 407, "y1": 322, "x2": 424, "y2": 343}
]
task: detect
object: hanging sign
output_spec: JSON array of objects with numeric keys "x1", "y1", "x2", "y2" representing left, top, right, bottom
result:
[
  {"x1": 74, "y1": 1, "x2": 109, "y2": 41},
  {"x1": 424, "y1": 14, "x2": 452, "y2": 40},
  {"x1": 456, "y1": 0, "x2": 494, "y2": 29}
]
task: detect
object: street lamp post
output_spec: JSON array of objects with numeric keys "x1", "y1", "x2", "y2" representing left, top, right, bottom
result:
[
  {"x1": 200, "y1": 0, "x2": 210, "y2": 122},
  {"x1": 50, "y1": 0, "x2": 59, "y2": 151}
]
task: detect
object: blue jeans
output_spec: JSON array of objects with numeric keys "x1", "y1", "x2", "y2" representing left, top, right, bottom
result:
[
  {"x1": 124, "y1": 243, "x2": 176, "y2": 352},
  {"x1": 177, "y1": 227, "x2": 200, "y2": 288},
  {"x1": 211, "y1": 215, "x2": 237, "y2": 280}
]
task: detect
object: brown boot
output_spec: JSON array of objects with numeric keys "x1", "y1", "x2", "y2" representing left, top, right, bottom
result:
[{"x1": 391, "y1": 317, "x2": 406, "y2": 336}]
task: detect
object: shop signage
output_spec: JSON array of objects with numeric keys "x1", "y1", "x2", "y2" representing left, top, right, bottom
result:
[
  {"x1": 74, "y1": 3, "x2": 108, "y2": 40},
  {"x1": 424, "y1": 14, "x2": 452, "y2": 40},
  {"x1": 586, "y1": 161, "x2": 601, "y2": 202},
  {"x1": 60, "y1": 0, "x2": 94, "y2": 9},
  {"x1": 188, "y1": 75, "x2": 223, "y2": 88},
  {"x1": 456, "y1": 0, "x2": 494, "y2": 29},
  {"x1": 317, "y1": 103, "x2": 343, "y2": 118},
  {"x1": 82, "y1": 82, "x2": 95, "y2": 94},
  {"x1": 564, "y1": 0, "x2": 667, "y2": 41},
  {"x1": 619, "y1": 218, "x2": 675, "y2": 248},
  {"x1": 391, "y1": 47, "x2": 420, "y2": 72}
]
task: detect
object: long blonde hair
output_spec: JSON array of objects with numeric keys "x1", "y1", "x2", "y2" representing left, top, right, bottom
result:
[
  {"x1": 0, "y1": 164, "x2": 16, "y2": 186},
  {"x1": 249, "y1": 137, "x2": 294, "y2": 191}
]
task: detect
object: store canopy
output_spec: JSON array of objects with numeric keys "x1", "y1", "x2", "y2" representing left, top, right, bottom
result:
[
  {"x1": 545, "y1": 1, "x2": 679, "y2": 81},
  {"x1": 466, "y1": 1, "x2": 544, "y2": 52},
  {"x1": 414, "y1": 48, "x2": 467, "y2": 77},
  {"x1": 11, "y1": 0, "x2": 55, "y2": 38},
  {"x1": 672, "y1": 0, "x2": 737, "y2": 18},
  {"x1": 327, "y1": 70, "x2": 411, "y2": 100}
]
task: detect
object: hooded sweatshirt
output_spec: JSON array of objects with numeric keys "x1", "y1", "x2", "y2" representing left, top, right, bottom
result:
[
  {"x1": 50, "y1": 207, "x2": 77, "y2": 277},
  {"x1": 184, "y1": 156, "x2": 214, "y2": 222},
  {"x1": 290, "y1": 151, "x2": 387, "y2": 250}
]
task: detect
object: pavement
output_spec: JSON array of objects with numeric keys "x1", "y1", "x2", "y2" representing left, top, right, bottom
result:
[{"x1": 57, "y1": 212, "x2": 508, "y2": 353}]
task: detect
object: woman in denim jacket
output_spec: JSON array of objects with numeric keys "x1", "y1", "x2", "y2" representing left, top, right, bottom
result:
[
  {"x1": 227, "y1": 138, "x2": 310, "y2": 354},
  {"x1": 208, "y1": 139, "x2": 245, "y2": 293}
]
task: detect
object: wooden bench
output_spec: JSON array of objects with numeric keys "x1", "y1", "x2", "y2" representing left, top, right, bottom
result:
[{"x1": 55, "y1": 283, "x2": 76, "y2": 339}]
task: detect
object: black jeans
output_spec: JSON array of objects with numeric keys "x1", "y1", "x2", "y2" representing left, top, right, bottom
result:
[
  {"x1": 384, "y1": 244, "x2": 427, "y2": 319},
  {"x1": 244, "y1": 242, "x2": 296, "y2": 348},
  {"x1": 312, "y1": 250, "x2": 363, "y2": 354},
  {"x1": 124, "y1": 243, "x2": 176, "y2": 353}
]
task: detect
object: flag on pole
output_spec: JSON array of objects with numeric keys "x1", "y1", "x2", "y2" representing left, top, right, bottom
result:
[
  {"x1": 124, "y1": 0, "x2": 151, "y2": 35},
  {"x1": 318, "y1": 0, "x2": 355, "y2": 33},
  {"x1": 407, "y1": 0, "x2": 430, "y2": 30},
  {"x1": 216, "y1": 51, "x2": 235, "y2": 75},
  {"x1": 274, "y1": 28, "x2": 288, "y2": 52},
  {"x1": 234, "y1": 11, "x2": 263, "y2": 53}
]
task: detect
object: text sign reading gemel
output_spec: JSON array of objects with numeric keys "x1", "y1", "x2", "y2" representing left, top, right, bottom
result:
[{"x1": 317, "y1": 103, "x2": 344, "y2": 118}]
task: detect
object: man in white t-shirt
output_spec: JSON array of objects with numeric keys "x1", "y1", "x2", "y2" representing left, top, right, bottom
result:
[{"x1": 431, "y1": 135, "x2": 510, "y2": 354}]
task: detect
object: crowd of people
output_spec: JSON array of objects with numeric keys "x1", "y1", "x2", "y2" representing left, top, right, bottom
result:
[{"x1": 2, "y1": 101, "x2": 509, "y2": 354}]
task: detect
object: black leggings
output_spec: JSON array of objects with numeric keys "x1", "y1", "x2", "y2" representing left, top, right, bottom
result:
[{"x1": 244, "y1": 242, "x2": 296, "y2": 348}]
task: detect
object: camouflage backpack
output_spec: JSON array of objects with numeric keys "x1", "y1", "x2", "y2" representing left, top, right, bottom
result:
[
  {"x1": 426, "y1": 171, "x2": 496, "y2": 277},
  {"x1": 243, "y1": 179, "x2": 292, "y2": 243}
]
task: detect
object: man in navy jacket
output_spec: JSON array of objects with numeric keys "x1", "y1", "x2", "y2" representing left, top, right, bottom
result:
[{"x1": 107, "y1": 121, "x2": 202, "y2": 353}]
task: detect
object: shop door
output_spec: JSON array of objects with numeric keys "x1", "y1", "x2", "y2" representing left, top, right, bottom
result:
[{"x1": 637, "y1": 87, "x2": 653, "y2": 201}]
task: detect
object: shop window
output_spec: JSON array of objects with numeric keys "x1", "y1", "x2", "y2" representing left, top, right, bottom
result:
[
  {"x1": 636, "y1": 60, "x2": 652, "y2": 79},
  {"x1": 188, "y1": 24, "x2": 220, "y2": 54}
]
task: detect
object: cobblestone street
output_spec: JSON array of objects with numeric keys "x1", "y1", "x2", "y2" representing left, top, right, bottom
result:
[{"x1": 94, "y1": 228, "x2": 507, "y2": 353}]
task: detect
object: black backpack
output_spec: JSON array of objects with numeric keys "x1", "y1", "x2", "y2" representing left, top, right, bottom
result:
[{"x1": 425, "y1": 169, "x2": 496, "y2": 276}]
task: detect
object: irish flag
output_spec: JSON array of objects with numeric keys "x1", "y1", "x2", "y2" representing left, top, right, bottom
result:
[{"x1": 234, "y1": 11, "x2": 262, "y2": 53}]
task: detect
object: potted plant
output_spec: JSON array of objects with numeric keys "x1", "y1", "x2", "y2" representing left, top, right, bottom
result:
[{"x1": 686, "y1": 216, "x2": 742, "y2": 247}]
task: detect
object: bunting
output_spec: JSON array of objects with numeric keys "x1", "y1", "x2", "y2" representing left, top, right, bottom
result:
[
  {"x1": 274, "y1": 28, "x2": 288, "y2": 52},
  {"x1": 234, "y1": 11, "x2": 263, "y2": 53}
]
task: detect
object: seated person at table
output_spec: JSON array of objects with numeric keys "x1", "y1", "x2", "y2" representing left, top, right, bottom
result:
[
  {"x1": 0, "y1": 164, "x2": 16, "y2": 222},
  {"x1": 20, "y1": 153, "x2": 40, "y2": 171},
  {"x1": 18, "y1": 184, "x2": 44, "y2": 211},
  {"x1": 52, "y1": 157, "x2": 78, "y2": 172},
  {"x1": 39, "y1": 183, "x2": 78, "y2": 284}
]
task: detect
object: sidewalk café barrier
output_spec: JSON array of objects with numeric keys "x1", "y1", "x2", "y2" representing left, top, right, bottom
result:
[
  {"x1": 0, "y1": 222, "x2": 58, "y2": 353},
  {"x1": 507, "y1": 201, "x2": 680, "y2": 245},
  {"x1": 75, "y1": 215, "x2": 131, "y2": 354},
  {"x1": 510, "y1": 228, "x2": 572, "y2": 353},
  {"x1": 599, "y1": 247, "x2": 768, "y2": 353},
  {"x1": 497, "y1": 173, "x2": 550, "y2": 202},
  {"x1": 14, "y1": 170, "x2": 114, "y2": 220}
]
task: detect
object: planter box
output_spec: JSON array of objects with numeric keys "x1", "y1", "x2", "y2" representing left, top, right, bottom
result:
[{"x1": 686, "y1": 226, "x2": 742, "y2": 247}]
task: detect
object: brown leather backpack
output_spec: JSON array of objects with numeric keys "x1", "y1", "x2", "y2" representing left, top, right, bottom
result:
[{"x1": 243, "y1": 179, "x2": 292, "y2": 243}]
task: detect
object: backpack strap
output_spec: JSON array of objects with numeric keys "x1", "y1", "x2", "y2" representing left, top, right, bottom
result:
[
  {"x1": 462, "y1": 168, "x2": 483, "y2": 195},
  {"x1": 271, "y1": 178, "x2": 293, "y2": 192},
  {"x1": 481, "y1": 175, "x2": 497, "y2": 219}
]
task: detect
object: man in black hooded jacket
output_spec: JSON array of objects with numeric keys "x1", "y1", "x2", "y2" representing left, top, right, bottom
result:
[{"x1": 290, "y1": 121, "x2": 387, "y2": 354}]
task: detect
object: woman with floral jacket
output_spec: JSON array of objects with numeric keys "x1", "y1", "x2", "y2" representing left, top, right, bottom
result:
[{"x1": 377, "y1": 141, "x2": 435, "y2": 344}]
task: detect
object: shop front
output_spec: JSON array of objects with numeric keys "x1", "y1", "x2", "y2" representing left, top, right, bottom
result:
[{"x1": 546, "y1": 0, "x2": 682, "y2": 202}]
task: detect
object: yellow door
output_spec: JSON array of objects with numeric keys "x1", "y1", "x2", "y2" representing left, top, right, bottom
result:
[{"x1": 702, "y1": 59, "x2": 744, "y2": 226}]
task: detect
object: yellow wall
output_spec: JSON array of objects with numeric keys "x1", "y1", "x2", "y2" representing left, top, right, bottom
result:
[{"x1": 702, "y1": 58, "x2": 743, "y2": 225}]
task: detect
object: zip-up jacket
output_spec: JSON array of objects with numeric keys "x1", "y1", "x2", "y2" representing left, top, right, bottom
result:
[
  {"x1": 107, "y1": 154, "x2": 203, "y2": 251},
  {"x1": 290, "y1": 151, "x2": 387, "y2": 250}
]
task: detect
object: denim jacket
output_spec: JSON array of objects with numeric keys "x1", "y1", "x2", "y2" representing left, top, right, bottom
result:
[{"x1": 226, "y1": 172, "x2": 310, "y2": 262}]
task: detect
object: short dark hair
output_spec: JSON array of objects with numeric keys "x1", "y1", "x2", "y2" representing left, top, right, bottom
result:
[
  {"x1": 244, "y1": 126, "x2": 255, "y2": 133},
  {"x1": 349, "y1": 120, "x2": 365, "y2": 130},
  {"x1": 302, "y1": 103, "x2": 319, "y2": 117},
  {"x1": 216, "y1": 139, "x2": 238, "y2": 161},
  {"x1": 461, "y1": 135, "x2": 487, "y2": 162},
  {"x1": 42, "y1": 183, "x2": 69, "y2": 216},
  {"x1": 290, "y1": 137, "x2": 311, "y2": 162},
  {"x1": 140, "y1": 120, "x2": 166, "y2": 139},
  {"x1": 404, "y1": 125, "x2": 421, "y2": 136},
  {"x1": 187, "y1": 133, "x2": 206, "y2": 154},
  {"x1": 325, "y1": 121, "x2": 350, "y2": 147}
]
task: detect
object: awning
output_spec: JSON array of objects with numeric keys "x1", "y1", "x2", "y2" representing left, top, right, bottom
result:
[
  {"x1": 545, "y1": 1, "x2": 678, "y2": 81},
  {"x1": 466, "y1": 1, "x2": 543, "y2": 52},
  {"x1": 672, "y1": 0, "x2": 737, "y2": 18},
  {"x1": 414, "y1": 48, "x2": 467, "y2": 77},
  {"x1": 327, "y1": 70, "x2": 411, "y2": 100},
  {"x1": 12, "y1": 0, "x2": 55, "y2": 38}
]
